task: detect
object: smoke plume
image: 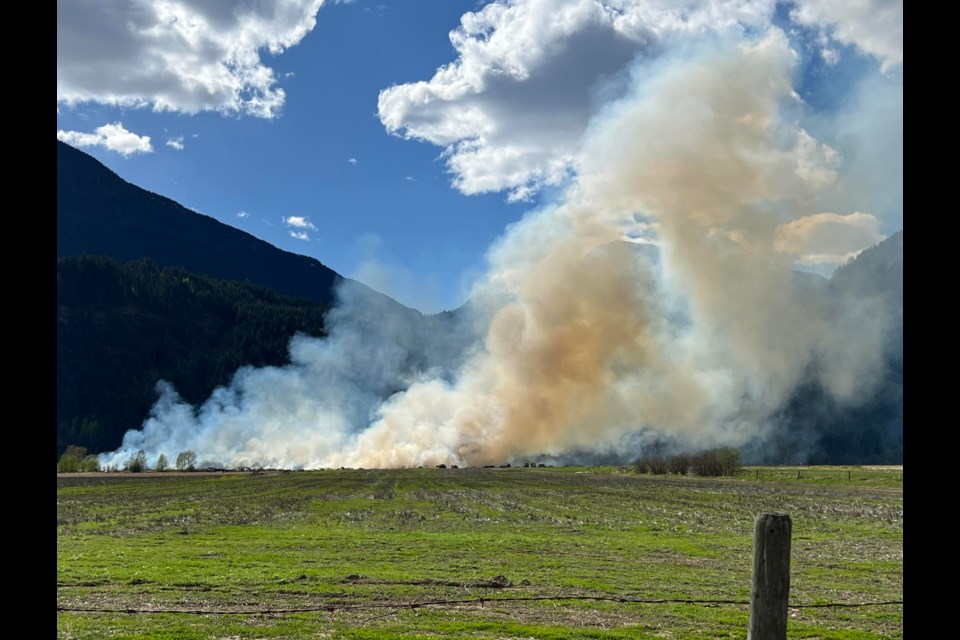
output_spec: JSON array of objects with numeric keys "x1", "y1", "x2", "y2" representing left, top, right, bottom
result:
[{"x1": 101, "y1": 28, "x2": 900, "y2": 470}]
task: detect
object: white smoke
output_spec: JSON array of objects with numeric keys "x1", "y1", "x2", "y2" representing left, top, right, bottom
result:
[
  {"x1": 100, "y1": 282, "x2": 480, "y2": 469},
  {"x1": 101, "y1": 22, "x2": 901, "y2": 470}
]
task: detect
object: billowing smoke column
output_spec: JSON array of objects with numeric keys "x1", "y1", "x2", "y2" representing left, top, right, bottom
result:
[{"x1": 100, "y1": 28, "x2": 899, "y2": 470}]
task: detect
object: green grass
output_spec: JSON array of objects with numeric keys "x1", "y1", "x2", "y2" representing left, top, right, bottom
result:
[
  {"x1": 738, "y1": 465, "x2": 903, "y2": 488},
  {"x1": 58, "y1": 466, "x2": 903, "y2": 638}
]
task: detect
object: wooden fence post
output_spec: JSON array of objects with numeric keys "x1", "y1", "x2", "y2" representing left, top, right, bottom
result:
[{"x1": 749, "y1": 512, "x2": 791, "y2": 640}]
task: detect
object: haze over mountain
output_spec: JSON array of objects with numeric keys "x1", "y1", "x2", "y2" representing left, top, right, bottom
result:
[{"x1": 58, "y1": 140, "x2": 902, "y2": 467}]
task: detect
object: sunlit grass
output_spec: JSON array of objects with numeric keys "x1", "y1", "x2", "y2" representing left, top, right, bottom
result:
[{"x1": 58, "y1": 466, "x2": 902, "y2": 639}]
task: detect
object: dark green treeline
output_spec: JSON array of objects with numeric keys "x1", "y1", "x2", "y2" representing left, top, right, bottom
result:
[{"x1": 57, "y1": 255, "x2": 329, "y2": 457}]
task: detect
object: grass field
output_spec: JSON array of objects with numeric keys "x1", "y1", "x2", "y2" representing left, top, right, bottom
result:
[{"x1": 57, "y1": 466, "x2": 903, "y2": 639}]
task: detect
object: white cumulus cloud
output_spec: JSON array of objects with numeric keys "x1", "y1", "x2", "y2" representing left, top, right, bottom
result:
[
  {"x1": 792, "y1": 0, "x2": 902, "y2": 71},
  {"x1": 378, "y1": 0, "x2": 902, "y2": 203},
  {"x1": 290, "y1": 230, "x2": 311, "y2": 240},
  {"x1": 57, "y1": 122, "x2": 153, "y2": 157},
  {"x1": 237, "y1": 210, "x2": 250, "y2": 218},
  {"x1": 57, "y1": 0, "x2": 327, "y2": 118},
  {"x1": 377, "y1": 0, "x2": 776, "y2": 201},
  {"x1": 166, "y1": 136, "x2": 185, "y2": 150},
  {"x1": 283, "y1": 215, "x2": 318, "y2": 230}
]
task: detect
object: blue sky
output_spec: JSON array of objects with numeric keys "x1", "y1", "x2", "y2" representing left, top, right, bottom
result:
[{"x1": 57, "y1": 0, "x2": 902, "y2": 314}]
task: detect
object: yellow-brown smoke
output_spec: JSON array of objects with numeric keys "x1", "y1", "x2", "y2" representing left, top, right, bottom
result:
[
  {"x1": 102, "y1": 31, "x2": 895, "y2": 471},
  {"x1": 336, "y1": 31, "x2": 875, "y2": 468}
]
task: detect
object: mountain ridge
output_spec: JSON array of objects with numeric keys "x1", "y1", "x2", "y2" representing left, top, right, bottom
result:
[{"x1": 57, "y1": 140, "x2": 418, "y2": 315}]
